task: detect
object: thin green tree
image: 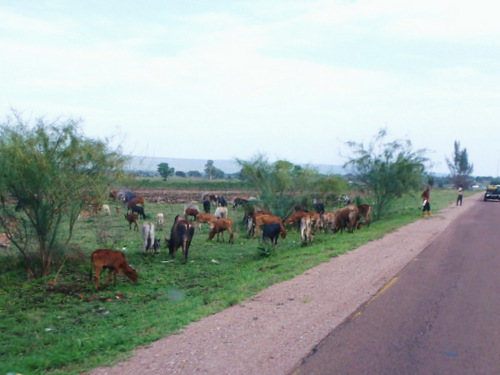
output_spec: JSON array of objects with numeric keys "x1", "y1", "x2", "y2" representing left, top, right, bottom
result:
[
  {"x1": 0, "y1": 113, "x2": 126, "y2": 277},
  {"x1": 237, "y1": 154, "x2": 324, "y2": 218},
  {"x1": 446, "y1": 141, "x2": 474, "y2": 189},
  {"x1": 343, "y1": 129, "x2": 429, "y2": 220}
]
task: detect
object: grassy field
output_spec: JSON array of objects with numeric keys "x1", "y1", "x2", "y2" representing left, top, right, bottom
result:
[{"x1": 0, "y1": 188, "x2": 464, "y2": 374}]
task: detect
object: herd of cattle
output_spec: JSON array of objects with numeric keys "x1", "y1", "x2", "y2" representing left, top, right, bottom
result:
[{"x1": 88, "y1": 190, "x2": 372, "y2": 290}]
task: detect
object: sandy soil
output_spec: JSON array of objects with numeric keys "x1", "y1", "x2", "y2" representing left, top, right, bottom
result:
[{"x1": 90, "y1": 194, "x2": 480, "y2": 375}]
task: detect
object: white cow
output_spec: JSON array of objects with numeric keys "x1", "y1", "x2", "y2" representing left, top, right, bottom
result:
[
  {"x1": 102, "y1": 204, "x2": 111, "y2": 216},
  {"x1": 142, "y1": 222, "x2": 160, "y2": 254},
  {"x1": 214, "y1": 206, "x2": 228, "y2": 219},
  {"x1": 156, "y1": 212, "x2": 164, "y2": 231}
]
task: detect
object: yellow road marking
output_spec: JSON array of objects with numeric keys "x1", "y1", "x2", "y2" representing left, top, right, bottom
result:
[{"x1": 353, "y1": 276, "x2": 399, "y2": 319}]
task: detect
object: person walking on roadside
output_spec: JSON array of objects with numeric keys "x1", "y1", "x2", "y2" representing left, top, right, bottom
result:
[
  {"x1": 457, "y1": 184, "x2": 463, "y2": 206},
  {"x1": 421, "y1": 185, "x2": 431, "y2": 217}
]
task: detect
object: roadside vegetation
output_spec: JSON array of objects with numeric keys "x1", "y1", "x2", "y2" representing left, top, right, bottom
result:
[
  {"x1": 0, "y1": 189, "x2": 464, "y2": 375},
  {"x1": 0, "y1": 115, "x2": 477, "y2": 374}
]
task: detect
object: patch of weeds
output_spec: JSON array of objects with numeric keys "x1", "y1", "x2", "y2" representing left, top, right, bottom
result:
[{"x1": 256, "y1": 242, "x2": 276, "y2": 257}]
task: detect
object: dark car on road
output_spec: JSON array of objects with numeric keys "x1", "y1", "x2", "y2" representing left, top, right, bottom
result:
[{"x1": 484, "y1": 184, "x2": 500, "y2": 201}]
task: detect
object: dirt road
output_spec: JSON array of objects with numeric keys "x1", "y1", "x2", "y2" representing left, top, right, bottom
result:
[{"x1": 90, "y1": 194, "x2": 481, "y2": 375}]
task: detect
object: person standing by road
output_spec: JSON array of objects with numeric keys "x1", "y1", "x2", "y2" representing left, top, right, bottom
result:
[
  {"x1": 421, "y1": 185, "x2": 431, "y2": 217},
  {"x1": 457, "y1": 184, "x2": 463, "y2": 206}
]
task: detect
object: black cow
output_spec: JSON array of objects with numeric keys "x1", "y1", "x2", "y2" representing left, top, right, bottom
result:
[
  {"x1": 216, "y1": 195, "x2": 227, "y2": 207},
  {"x1": 203, "y1": 199, "x2": 211, "y2": 213},
  {"x1": 232, "y1": 197, "x2": 249, "y2": 209},
  {"x1": 313, "y1": 202, "x2": 325, "y2": 215},
  {"x1": 165, "y1": 215, "x2": 195, "y2": 264},
  {"x1": 123, "y1": 191, "x2": 136, "y2": 203},
  {"x1": 130, "y1": 204, "x2": 146, "y2": 219},
  {"x1": 262, "y1": 223, "x2": 286, "y2": 245}
]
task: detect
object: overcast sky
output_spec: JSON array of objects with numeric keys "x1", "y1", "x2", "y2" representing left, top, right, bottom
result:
[{"x1": 2, "y1": 1, "x2": 499, "y2": 176}]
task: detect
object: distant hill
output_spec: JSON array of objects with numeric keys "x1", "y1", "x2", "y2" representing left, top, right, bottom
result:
[{"x1": 125, "y1": 156, "x2": 345, "y2": 175}]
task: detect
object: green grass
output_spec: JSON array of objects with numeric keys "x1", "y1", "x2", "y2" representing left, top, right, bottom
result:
[{"x1": 0, "y1": 188, "x2": 465, "y2": 374}]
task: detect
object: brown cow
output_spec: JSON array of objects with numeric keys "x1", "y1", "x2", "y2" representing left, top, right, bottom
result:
[
  {"x1": 254, "y1": 214, "x2": 285, "y2": 237},
  {"x1": 90, "y1": 249, "x2": 138, "y2": 290},
  {"x1": 357, "y1": 204, "x2": 373, "y2": 227},
  {"x1": 333, "y1": 205, "x2": 359, "y2": 234},
  {"x1": 166, "y1": 215, "x2": 195, "y2": 264},
  {"x1": 195, "y1": 213, "x2": 216, "y2": 232},
  {"x1": 284, "y1": 211, "x2": 310, "y2": 227},
  {"x1": 321, "y1": 212, "x2": 336, "y2": 233},
  {"x1": 208, "y1": 218, "x2": 234, "y2": 244},
  {"x1": 184, "y1": 207, "x2": 200, "y2": 221},
  {"x1": 245, "y1": 209, "x2": 271, "y2": 238},
  {"x1": 127, "y1": 196, "x2": 145, "y2": 211},
  {"x1": 78, "y1": 210, "x2": 92, "y2": 220},
  {"x1": 125, "y1": 213, "x2": 139, "y2": 231}
]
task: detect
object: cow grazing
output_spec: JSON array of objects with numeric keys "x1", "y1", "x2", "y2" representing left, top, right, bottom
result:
[
  {"x1": 216, "y1": 195, "x2": 228, "y2": 207},
  {"x1": 321, "y1": 212, "x2": 336, "y2": 233},
  {"x1": 214, "y1": 206, "x2": 228, "y2": 219},
  {"x1": 246, "y1": 210, "x2": 271, "y2": 238},
  {"x1": 184, "y1": 205, "x2": 200, "y2": 221},
  {"x1": 195, "y1": 213, "x2": 216, "y2": 232},
  {"x1": 129, "y1": 205, "x2": 146, "y2": 219},
  {"x1": 123, "y1": 191, "x2": 137, "y2": 203},
  {"x1": 333, "y1": 205, "x2": 359, "y2": 234},
  {"x1": 156, "y1": 213, "x2": 164, "y2": 231},
  {"x1": 232, "y1": 196, "x2": 249, "y2": 209},
  {"x1": 78, "y1": 210, "x2": 92, "y2": 220},
  {"x1": 102, "y1": 204, "x2": 111, "y2": 216},
  {"x1": 142, "y1": 222, "x2": 160, "y2": 254},
  {"x1": 313, "y1": 202, "x2": 325, "y2": 214},
  {"x1": 262, "y1": 223, "x2": 286, "y2": 245},
  {"x1": 127, "y1": 196, "x2": 145, "y2": 208},
  {"x1": 284, "y1": 211, "x2": 310, "y2": 230},
  {"x1": 357, "y1": 204, "x2": 372, "y2": 228},
  {"x1": 91, "y1": 205, "x2": 101, "y2": 215},
  {"x1": 203, "y1": 199, "x2": 211, "y2": 213},
  {"x1": 109, "y1": 189, "x2": 118, "y2": 200},
  {"x1": 125, "y1": 213, "x2": 139, "y2": 231},
  {"x1": 208, "y1": 218, "x2": 234, "y2": 244},
  {"x1": 166, "y1": 215, "x2": 195, "y2": 264},
  {"x1": 254, "y1": 214, "x2": 285, "y2": 237},
  {"x1": 90, "y1": 249, "x2": 138, "y2": 290},
  {"x1": 300, "y1": 216, "x2": 314, "y2": 246}
]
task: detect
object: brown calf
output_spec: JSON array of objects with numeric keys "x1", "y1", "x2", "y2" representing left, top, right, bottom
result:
[
  {"x1": 195, "y1": 213, "x2": 216, "y2": 232},
  {"x1": 90, "y1": 249, "x2": 138, "y2": 290},
  {"x1": 208, "y1": 218, "x2": 234, "y2": 244},
  {"x1": 357, "y1": 204, "x2": 373, "y2": 227},
  {"x1": 125, "y1": 213, "x2": 139, "y2": 231},
  {"x1": 184, "y1": 207, "x2": 200, "y2": 221}
]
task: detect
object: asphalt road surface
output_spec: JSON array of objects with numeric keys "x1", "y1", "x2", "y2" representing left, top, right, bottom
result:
[{"x1": 291, "y1": 199, "x2": 500, "y2": 375}]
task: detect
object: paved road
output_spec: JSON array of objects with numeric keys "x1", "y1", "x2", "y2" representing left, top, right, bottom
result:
[{"x1": 291, "y1": 199, "x2": 500, "y2": 375}]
